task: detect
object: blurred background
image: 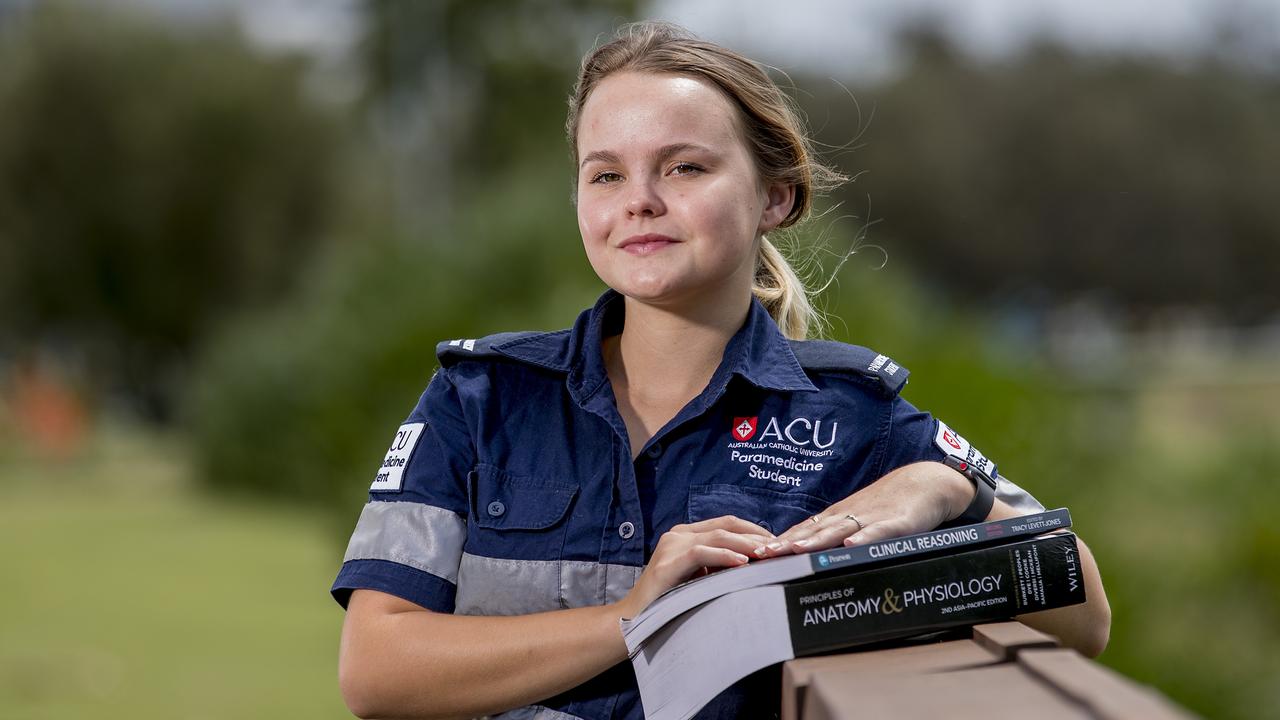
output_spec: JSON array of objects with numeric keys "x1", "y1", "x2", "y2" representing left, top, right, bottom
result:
[{"x1": 1, "y1": 0, "x2": 1277, "y2": 717}]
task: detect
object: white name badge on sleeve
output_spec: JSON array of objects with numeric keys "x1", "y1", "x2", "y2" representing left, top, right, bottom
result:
[
  {"x1": 933, "y1": 420, "x2": 998, "y2": 480},
  {"x1": 371, "y1": 422, "x2": 425, "y2": 492}
]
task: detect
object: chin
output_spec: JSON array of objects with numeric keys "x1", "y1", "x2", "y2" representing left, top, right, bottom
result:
[
  {"x1": 598, "y1": 267, "x2": 684, "y2": 302},
  {"x1": 613, "y1": 282, "x2": 685, "y2": 304}
]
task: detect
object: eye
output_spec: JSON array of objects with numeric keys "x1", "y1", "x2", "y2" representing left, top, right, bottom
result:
[
  {"x1": 669, "y1": 162, "x2": 704, "y2": 176},
  {"x1": 589, "y1": 170, "x2": 623, "y2": 184}
]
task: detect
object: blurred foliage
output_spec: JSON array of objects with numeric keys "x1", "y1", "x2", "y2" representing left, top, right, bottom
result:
[
  {"x1": 190, "y1": 157, "x2": 607, "y2": 528},
  {"x1": 361, "y1": 0, "x2": 636, "y2": 165},
  {"x1": 356, "y1": 0, "x2": 637, "y2": 232},
  {"x1": 810, "y1": 28, "x2": 1280, "y2": 324},
  {"x1": 1081, "y1": 431, "x2": 1280, "y2": 718},
  {"x1": 0, "y1": 3, "x2": 343, "y2": 419},
  {"x1": 190, "y1": 0, "x2": 637, "y2": 525}
]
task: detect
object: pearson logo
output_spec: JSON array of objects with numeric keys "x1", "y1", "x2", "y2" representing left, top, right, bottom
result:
[{"x1": 732, "y1": 417, "x2": 758, "y2": 441}]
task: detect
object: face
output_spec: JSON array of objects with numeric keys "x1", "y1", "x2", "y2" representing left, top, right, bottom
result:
[{"x1": 575, "y1": 72, "x2": 793, "y2": 308}]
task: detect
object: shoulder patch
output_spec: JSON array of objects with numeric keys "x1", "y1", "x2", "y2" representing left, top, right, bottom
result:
[
  {"x1": 933, "y1": 420, "x2": 999, "y2": 481},
  {"x1": 788, "y1": 340, "x2": 910, "y2": 396},
  {"x1": 371, "y1": 422, "x2": 424, "y2": 492},
  {"x1": 435, "y1": 331, "x2": 546, "y2": 366}
]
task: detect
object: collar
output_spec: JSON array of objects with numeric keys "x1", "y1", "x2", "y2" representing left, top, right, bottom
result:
[{"x1": 496, "y1": 289, "x2": 817, "y2": 395}]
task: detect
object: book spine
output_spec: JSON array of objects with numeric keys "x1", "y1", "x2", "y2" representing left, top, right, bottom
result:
[
  {"x1": 787, "y1": 532, "x2": 1086, "y2": 656},
  {"x1": 807, "y1": 507, "x2": 1071, "y2": 573}
]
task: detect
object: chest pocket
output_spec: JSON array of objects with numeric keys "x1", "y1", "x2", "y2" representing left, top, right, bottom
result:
[
  {"x1": 457, "y1": 464, "x2": 578, "y2": 616},
  {"x1": 688, "y1": 483, "x2": 829, "y2": 536},
  {"x1": 468, "y1": 463, "x2": 577, "y2": 550}
]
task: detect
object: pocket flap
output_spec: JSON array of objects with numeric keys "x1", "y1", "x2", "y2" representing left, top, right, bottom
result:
[
  {"x1": 688, "y1": 483, "x2": 828, "y2": 535},
  {"x1": 470, "y1": 464, "x2": 577, "y2": 531}
]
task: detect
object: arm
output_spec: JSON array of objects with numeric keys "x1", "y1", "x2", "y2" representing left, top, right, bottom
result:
[
  {"x1": 338, "y1": 516, "x2": 772, "y2": 720},
  {"x1": 339, "y1": 590, "x2": 627, "y2": 720},
  {"x1": 759, "y1": 462, "x2": 1112, "y2": 658},
  {"x1": 985, "y1": 499, "x2": 1111, "y2": 657}
]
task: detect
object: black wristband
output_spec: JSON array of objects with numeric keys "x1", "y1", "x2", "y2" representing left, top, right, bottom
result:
[{"x1": 941, "y1": 454, "x2": 997, "y2": 527}]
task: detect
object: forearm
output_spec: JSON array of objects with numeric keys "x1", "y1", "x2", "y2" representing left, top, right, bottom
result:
[
  {"x1": 985, "y1": 499, "x2": 1112, "y2": 657},
  {"x1": 339, "y1": 590, "x2": 629, "y2": 720}
]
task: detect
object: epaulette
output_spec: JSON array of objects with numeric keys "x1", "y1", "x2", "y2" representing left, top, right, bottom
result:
[
  {"x1": 788, "y1": 339, "x2": 910, "y2": 397},
  {"x1": 435, "y1": 331, "x2": 545, "y2": 366}
]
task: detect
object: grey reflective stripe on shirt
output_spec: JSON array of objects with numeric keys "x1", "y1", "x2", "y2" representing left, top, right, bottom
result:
[
  {"x1": 491, "y1": 704, "x2": 585, "y2": 720},
  {"x1": 455, "y1": 554, "x2": 641, "y2": 616},
  {"x1": 996, "y1": 476, "x2": 1046, "y2": 516},
  {"x1": 342, "y1": 501, "x2": 466, "y2": 583}
]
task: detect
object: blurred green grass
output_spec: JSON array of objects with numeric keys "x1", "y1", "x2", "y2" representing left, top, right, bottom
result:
[{"x1": 0, "y1": 431, "x2": 351, "y2": 719}]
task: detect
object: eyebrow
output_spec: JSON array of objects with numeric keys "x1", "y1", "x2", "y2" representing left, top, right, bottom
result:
[{"x1": 579, "y1": 143, "x2": 715, "y2": 170}]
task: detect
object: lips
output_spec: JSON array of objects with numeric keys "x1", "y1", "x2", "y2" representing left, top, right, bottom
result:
[{"x1": 619, "y1": 233, "x2": 678, "y2": 255}]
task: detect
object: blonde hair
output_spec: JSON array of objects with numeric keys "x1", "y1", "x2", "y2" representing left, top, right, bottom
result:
[{"x1": 566, "y1": 22, "x2": 847, "y2": 339}]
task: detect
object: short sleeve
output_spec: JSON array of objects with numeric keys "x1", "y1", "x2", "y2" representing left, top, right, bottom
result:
[
  {"x1": 330, "y1": 369, "x2": 475, "y2": 612},
  {"x1": 880, "y1": 395, "x2": 1045, "y2": 516}
]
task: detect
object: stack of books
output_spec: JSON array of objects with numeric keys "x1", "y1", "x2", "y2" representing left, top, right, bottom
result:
[{"x1": 623, "y1": 508, "x2": 1085, "y2": 720}]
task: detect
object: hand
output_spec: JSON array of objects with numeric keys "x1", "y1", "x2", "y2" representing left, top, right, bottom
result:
[
  {"x1": 615, "y1": 515, "x2": 774, "y2": 619},
  {"x1": 755, "y1": 462, "x2": 973, "y2": 558}
]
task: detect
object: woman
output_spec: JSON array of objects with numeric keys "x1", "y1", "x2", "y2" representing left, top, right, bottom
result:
[{"x1": 333, "y1": 22, "x2": 1110, "y2": 720}]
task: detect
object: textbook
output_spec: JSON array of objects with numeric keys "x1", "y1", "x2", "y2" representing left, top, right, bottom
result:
[
  {"x1": 622, "y1": 508, "x2": 1072, "y2": 650},
  {"x1": 630, "y1": 531, "x2": 1087, "y2": 720}
]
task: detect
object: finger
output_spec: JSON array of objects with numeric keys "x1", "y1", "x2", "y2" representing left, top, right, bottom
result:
[
  {"x1": 698, "y1": 528, "x2": 772, "y2": 557},
  {"x1": 689, "y1": 545, "x2": 752, "y2": 570},
  {"x1": 683, "y1": 515, "x2": 777, "y2": 538},
  {"x1": 765, "y1": 514, "x2": 851, "y2": 556},
  {"x1": 842, "y1": 518, "x2": 912, "y2": 547},
  {"x1": 776, "y1": 514, "x2": 826, "y2": 543},
  {"x1": 793, "y1": 516, "x2": 869, "y2": 553}
]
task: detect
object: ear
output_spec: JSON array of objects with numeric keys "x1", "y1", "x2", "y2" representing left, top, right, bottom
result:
[{"x1": 759, "y1": 182, "x2": 796, "y2": 234}]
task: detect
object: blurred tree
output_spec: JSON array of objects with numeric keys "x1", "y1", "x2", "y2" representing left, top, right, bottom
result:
[
  {"x1": 808, "y1": 27, "x2": 1280, "y2": 326},
  {"x1": 357, "y1": 0, "x2": 637, "y2": 231},
  {"x1": 192, "y1": 0, "x2": 637, "y2": 520},
  {"x1": 0, "y1": 3, "x2": 342, "y2": 419}
]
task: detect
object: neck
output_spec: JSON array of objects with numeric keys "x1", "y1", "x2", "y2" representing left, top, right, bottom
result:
[{"x1": 606, "y1": 288, "x2": 753, "y2": 404}]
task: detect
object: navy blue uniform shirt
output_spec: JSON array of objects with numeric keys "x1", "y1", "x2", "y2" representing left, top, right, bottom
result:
[{"x1": 332, "y1": 289, "x2": 1044, "y2": 719}]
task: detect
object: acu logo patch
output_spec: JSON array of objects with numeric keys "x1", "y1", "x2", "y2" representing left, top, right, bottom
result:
[
  {"x1": 371, "y1": 422, "x2": 424, "y2": 492},
  {"x1": 732, "y1": 417, "x2": 758, "y2": 441}
]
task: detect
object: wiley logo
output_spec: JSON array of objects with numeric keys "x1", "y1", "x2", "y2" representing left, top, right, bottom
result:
[
  {"x1": 1064, "y1": 545, "x2": 1080, "y2": 593},
  {"x1": 732, "y1": 417, "x2": 758, "y2": 441}
]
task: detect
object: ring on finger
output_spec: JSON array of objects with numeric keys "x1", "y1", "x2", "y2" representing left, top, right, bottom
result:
[
  {"x1": 844, "y1": 514, "x2": 864, "y2": 533},
  {"x1": 810, "y1": 515, "x2": 821, "y2": 524}
]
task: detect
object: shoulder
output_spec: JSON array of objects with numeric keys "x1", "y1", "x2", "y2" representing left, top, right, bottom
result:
[
  {"x1": 788, "y1": 339, "x2": 910, "y2": 398},
  {"x1": 435, "y1": 329, "x2": 574, "y2": 372}
]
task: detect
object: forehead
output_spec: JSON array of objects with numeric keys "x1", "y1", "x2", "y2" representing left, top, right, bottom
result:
[{"x1": 577, "y1": 72, "x2": 744, "y2": 157}]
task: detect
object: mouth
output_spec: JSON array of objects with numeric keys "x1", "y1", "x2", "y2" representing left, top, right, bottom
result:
[{"x1": 619, "y1": 233, "x2": 679, "y2": 255}]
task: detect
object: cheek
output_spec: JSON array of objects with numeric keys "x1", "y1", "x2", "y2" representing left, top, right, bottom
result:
[
  {"x1": 700, "y1": 183, "x2": 763, "y2": 241},
  {"x1": 576, "y1": 195, "x2": 610, "y2": 244}
]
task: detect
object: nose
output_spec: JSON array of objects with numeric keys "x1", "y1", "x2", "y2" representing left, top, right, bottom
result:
[{"x1": 625, "y1": 177, "x2": 666, "y2": 218}]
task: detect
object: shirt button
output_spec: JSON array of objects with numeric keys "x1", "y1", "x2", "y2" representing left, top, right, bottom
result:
[
  {"x1": 644, "y1": 443, "x2": 663, "y2": 459},
  {"x1": 618, "y1": 521, "x2": 636, "y2": 540},
  {"x1": 487, "y1": 501, "x2": 506, "y2": 518}
]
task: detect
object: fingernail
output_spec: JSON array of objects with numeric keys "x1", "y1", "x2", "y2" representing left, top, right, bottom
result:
[
  {"x1": 735, "y1": 553, "x2": 750, "y2": 563},
  {"x1": 766, "y1": 542, "x2": 784, "y2": 551},
  {"x1": 753, "y1": 546, "x2": 767, "y2": 557},
  {"x1": 794, "y1": 539, "x2": 812, "y2": 548}
]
